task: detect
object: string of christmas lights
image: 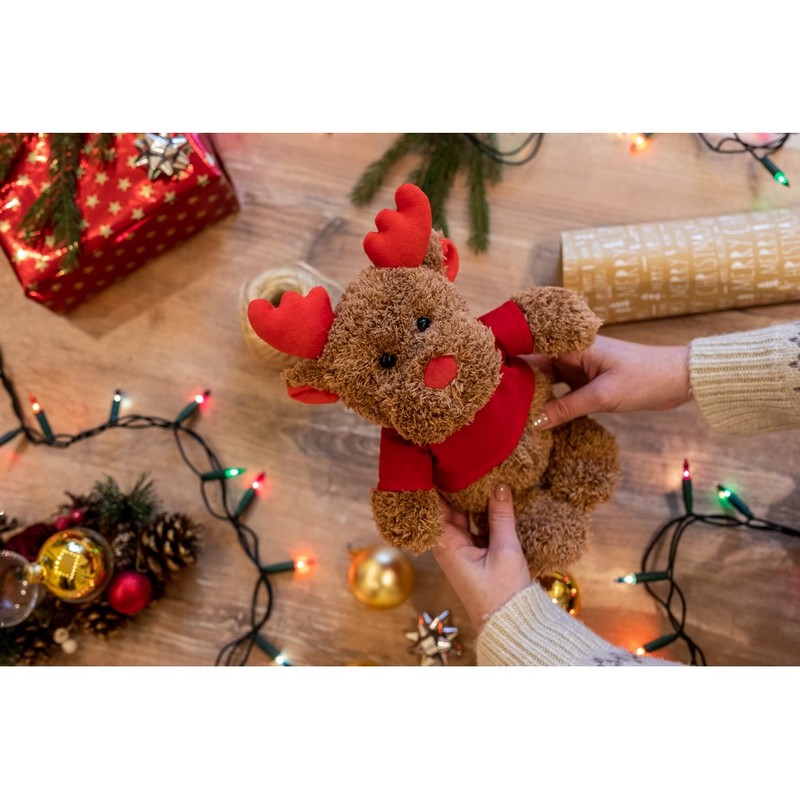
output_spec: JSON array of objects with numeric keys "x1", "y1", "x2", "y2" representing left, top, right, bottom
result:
[
  {"x1": 616, "y1": 459, "x2": 800, "y2": 665},
  {"x1": 697, "y1": 133, "x2": 792, "y2": 187},
  {"x1": 461, "y1": 133, "x2": 545, "y2": 166},
  {"x1": 0, "y1": 346, "x2": 304, "y2": 667}
]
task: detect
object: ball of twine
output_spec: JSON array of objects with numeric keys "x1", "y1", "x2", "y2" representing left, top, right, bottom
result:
[{"x1": 240, "y1": 262, "x2": 342, "y2": 368}]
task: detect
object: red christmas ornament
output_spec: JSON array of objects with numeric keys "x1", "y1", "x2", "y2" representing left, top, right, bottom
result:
[
  {"x1": 54, "y1": 516, "x2": 70, "y2": 531},
  {"x1": 69, "y1": 508, "x2": 85, "y2": 524},
  {"x1": 106, "y1": 571, "x2": 153, "y2": 615}
]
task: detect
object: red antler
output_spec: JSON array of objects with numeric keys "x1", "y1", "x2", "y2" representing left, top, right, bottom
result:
[
  {"x1": 247, "y1": 286, "x2": 335, "y2": 359},
  {"x1": 363, "y1": 183, "x2": 432, "y2": 268}
]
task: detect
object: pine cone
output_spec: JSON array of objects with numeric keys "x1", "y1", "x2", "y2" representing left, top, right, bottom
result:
[
  {"x1": 75, "y1": 601, "x2": 129, "y2": 640},
  {"x1": 139, "y1": 512, "x2": 200, "y2": 581},
  {"x1": 109, "y1": 521, "x2": 139, "y2": 571},
  {"x1": 5, "y1": 620, "x2": 54, "y2": 665}
]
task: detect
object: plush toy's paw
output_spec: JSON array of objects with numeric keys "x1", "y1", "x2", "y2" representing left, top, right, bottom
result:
[
  {"x1": 370, "y1": 488, "x2": 444, "y2": 554},
  {"x1": 545, "y1": 417, "x2": 621, "y2": 511},
  {"x1": 512, "y1": 287, "x2": 601, "y2": 356}
]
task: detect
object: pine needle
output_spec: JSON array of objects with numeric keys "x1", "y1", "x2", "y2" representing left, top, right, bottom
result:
[
  {"x1": 19, "y1": 133, "x2": 85, "y2": 272},
  {"x1": 350, "y1": 133, "x2": 505, "y2": 253},
  {"x1": 91, "y1": 473, "x2": 159, "y2": 529}
]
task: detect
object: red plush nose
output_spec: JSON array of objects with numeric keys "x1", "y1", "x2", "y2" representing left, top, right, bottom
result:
[{"x1": 423, "y1": 356, "x2": 458, "y2": 389}]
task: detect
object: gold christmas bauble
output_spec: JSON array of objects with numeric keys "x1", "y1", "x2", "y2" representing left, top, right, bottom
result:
[
  {"x1": 538, "y1": 571, "x2": 581, "y2": 616},
  {"x1": 27, "y1": 528, "x2": 113, "y2": 603},
  {"x1": 347, "y1": 544, "x2": 415, "y2": 609}
]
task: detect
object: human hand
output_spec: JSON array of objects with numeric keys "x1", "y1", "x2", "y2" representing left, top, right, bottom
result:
[
  {"x1": 431, "y1": 484, "x2": 532, "y2": 632},
  {"x1": 528, "y1": 335, "x2": 691, "y2": 429}
]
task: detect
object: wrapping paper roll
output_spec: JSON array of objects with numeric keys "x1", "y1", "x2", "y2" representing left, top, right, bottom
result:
[{"x1": 561, "y1": 206, "x2": 800, "y2": 324}]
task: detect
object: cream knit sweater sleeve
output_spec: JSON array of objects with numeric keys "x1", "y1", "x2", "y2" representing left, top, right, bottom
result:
[
  {"x1": 476, "y1": 582, "x2": 679, "y2": 666},
  {"x1": 689, "y1": 321, "x2": 800, "y2": 434},
  {"x1": 477, "y1": 322, "x2": 800, "y2": 666}
]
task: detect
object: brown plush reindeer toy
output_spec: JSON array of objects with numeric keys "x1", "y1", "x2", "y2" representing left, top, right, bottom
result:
[{"x1": 248, "y1": 184, "x2": 620, "y2": 576}]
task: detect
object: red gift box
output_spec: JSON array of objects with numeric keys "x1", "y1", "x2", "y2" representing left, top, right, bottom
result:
[{"x1": 0, "y1": 133, "x2": 238, "y2": 313}]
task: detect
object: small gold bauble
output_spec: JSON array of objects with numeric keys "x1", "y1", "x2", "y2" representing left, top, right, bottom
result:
[
  {"x1": 27, "y1": 528, "x2": 113, "y2": 603},
  {"x1": 347, "y1": 544, "x2": 415, "y2": 609},
  {"x1": 538, "y1": 571, "x2": 581, "y2": 616}
]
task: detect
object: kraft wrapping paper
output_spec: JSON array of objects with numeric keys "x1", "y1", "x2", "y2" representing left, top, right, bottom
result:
[{"x1": 561, "y1": 207, "x2": 800, "y2": 323}]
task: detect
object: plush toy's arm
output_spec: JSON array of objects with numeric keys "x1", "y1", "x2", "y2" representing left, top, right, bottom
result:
[
  {"x1": 370, "y1": 488, "x2": 444, "y2": 554},
  {"x1": 512, "y1": 287, "x2": 602, "y2": 356}
]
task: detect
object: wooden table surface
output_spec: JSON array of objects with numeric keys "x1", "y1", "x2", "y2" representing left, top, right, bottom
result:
[{"x1": 1, "y1": 132, "x2": 799, "y2": 667}]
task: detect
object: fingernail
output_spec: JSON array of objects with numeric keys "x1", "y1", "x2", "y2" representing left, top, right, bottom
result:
[
  {"x1": 494, "y1": 483, "x2": 511, "y2": 502},
  {"x1": 532, "y1": 411, "x2": 550, "y2": 429}
]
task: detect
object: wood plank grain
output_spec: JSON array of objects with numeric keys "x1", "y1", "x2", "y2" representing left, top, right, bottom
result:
[{"x1": 1, "y1": 132, "x2": 798, "y2": 667}]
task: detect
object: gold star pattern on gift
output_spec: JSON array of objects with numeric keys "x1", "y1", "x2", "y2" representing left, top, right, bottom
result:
[
  {"x1": 404, "y1": 610, "x2": 462, "y2": 666},
  {"x1": 134, "y1": 133, "x2": 192, "y2": 180}
]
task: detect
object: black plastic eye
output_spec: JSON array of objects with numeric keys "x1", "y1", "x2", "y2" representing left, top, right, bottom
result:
[
  {"x1": 416, "y1": 316, "x2": 432, "y2": 332},
  {"x1": 379, "y1": 353, "x2": 397, "y2": 369}
]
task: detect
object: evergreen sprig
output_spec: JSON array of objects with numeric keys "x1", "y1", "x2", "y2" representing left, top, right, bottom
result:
[
  {"x1": 351, "y1": 133, "x2": 504, "y2": 253},
  {"x1": 19, "y1": 133, "x2": 85, "y2": 272},
  {"x1": 91, "y1": 473, "x2": 159, "y2": 529},
  {"x1": 88, "y1": 133, "x2": 117, "y2": 163}
]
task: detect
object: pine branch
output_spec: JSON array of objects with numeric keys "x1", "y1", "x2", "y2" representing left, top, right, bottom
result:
[
  {"x1": 416, "y1": 134, "x2": 467, "y2": 237},
  {"x1": 350, "y1": 133, "x2": 510, "y2": 253},
  {"x1": 19, "y1": 133, "x2": 85, "y2": 272},
  {"x1": 466, "y1": 139, "x2": 493, "y2": 253},
  {"x1": 0, "y1": 133, "x2": 26, "y2": 183},
  {"x1": 90, "y1": 133, "x2": 116, "y2": 163},
  {"x1": 91, "y1": 472, "x2": 159, "y2": 529},
  {"x1": 350, "y1": 133, "x2": 425, "y2": 207}
]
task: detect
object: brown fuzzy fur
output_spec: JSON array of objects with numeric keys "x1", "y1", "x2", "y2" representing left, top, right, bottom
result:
[
  {"x1": 370, "y1": 488, "x2": 444, "y2": 553},
  {"x1": 268, "y1": 220, "x2": 619, "y2": 575}
]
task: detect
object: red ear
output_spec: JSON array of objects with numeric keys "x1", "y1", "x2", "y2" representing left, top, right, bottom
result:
[
  {"x1": 363, "y1": 184, "x2": 432, "y2": 268},
  {"x1": 287, "y1": 385, "x2": 340, "y2": 404},
  {"x1": 440, "y1": 237, "x2": 459, "y2": 281}
]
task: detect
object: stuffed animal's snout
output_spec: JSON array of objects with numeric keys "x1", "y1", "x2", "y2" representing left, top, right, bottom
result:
[{"x1": 423, "y1": 355, "x2": 458, "y2": 389}]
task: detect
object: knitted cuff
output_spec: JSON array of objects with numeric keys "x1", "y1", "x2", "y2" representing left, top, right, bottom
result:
[
  {"x1": 689, "y1": 322, "x2": 800, "y2": 435},
  {"x1": 476, "y1": 583, "x2": 674, "y2": 666}
]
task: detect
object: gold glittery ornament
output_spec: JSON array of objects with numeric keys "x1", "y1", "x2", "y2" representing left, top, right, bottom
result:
[
  {"x1": 347, "y1": 544, "x2": 415, "y2": 609},
  {"x1": 538, "y1": 571, "x2": 581, "y2": 616},
  {"x1": 26, "y1": 528, "x2": 113, "y2": 603}
]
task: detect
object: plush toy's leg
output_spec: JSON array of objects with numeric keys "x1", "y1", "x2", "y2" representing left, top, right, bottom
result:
[
  {"x1": 514, "y1": 487, "x2": 592, "y2": 577},
  {"x1": 543, "y1": 417, "x2": 620, "y2": 511},
  {"x1": 370, "y1": 488, "x2": 444, "y2": 554}
]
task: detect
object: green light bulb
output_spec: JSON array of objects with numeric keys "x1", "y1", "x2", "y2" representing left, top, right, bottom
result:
[
  {"x1": 759, "y1": 156, "x2": 790, "y2": 187},
  {"x1": 201, "y1": 466, "x2": 246, "y2": 482}
]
